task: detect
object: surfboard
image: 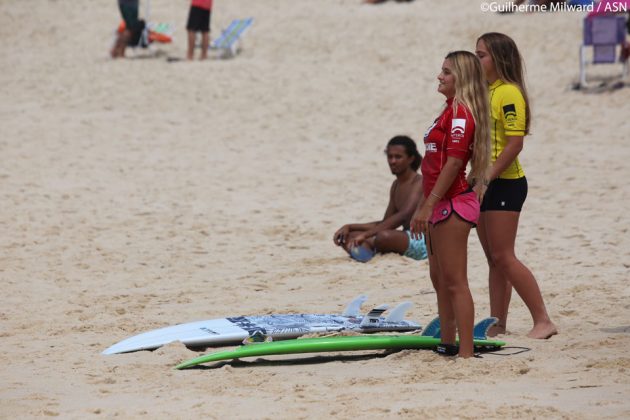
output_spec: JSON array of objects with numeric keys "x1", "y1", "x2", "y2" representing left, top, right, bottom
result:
[
  {"x1": 174, "y1": 334, "x2": 507, "y2": 369},
  {"x1": 102, "y1": 296, "x2": 421, "y2": 355}
]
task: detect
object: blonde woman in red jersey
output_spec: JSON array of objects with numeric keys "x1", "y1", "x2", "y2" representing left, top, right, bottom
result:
[{"x1": 411, "y1": 51, "x2": 490, "y2": 358}]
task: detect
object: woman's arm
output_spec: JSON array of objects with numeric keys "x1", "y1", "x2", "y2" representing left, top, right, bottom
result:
[{"x1": 410, "y1": 157, "x2": 463, "y2": 236}]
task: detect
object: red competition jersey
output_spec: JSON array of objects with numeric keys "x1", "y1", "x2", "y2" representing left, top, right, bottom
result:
[
  {"x1": 191, "y1": 0, "x2": 213, "y2": 10},
  {"x1": 421, "y1": 98, "x2": 475, "y2": 199}
]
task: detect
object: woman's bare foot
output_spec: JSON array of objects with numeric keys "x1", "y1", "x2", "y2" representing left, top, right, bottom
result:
[
  {"x1": 527, "y1": 321, "x2": 558, "y2": 339},
  {"x1": 487, "y1": 323, "x2": 506, "y2": 337},
  {"x1": 458, "y1": 349, "x2": 474, "y2": 358}
]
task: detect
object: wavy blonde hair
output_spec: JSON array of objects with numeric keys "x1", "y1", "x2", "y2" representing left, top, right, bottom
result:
[
  {"x1": 444, "y1": 50, "x2": 491, "y2": 185},
  {"x1": 477, "y1": 32, "x2": 531, "y2": 134}
]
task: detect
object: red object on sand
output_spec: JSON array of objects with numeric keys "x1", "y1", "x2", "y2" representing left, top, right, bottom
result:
[{"x1": 116, "y1": 21, "x2": 172, "y2": 44}]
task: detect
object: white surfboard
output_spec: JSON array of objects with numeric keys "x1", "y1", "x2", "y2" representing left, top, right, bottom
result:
[{"x1": 102, "y1": 296, "x2": 421, "y2": 355}]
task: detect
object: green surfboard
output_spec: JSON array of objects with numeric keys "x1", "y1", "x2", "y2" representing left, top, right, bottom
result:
[{"x1": 175, "y1": 335, "x2": 506, "y2": 369}]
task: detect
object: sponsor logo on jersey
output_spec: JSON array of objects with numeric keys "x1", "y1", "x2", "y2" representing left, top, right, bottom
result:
[
  {"x1": 451, "y1": 118, "x2": 466, "y2": 142},
  {"x1": 426, "y1": 143, "x2": 437, "y2": 152},
  {"x1": 502, "y1": 104, "x2": 517, "y2": 125},
  {"x1": 424, "y1": 120, "x2": 438, "y2": 140}
]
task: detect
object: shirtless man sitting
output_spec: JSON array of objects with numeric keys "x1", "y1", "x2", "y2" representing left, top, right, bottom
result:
[{"x1": 333, "y1": 135, "x2": 426, "y2": 263}]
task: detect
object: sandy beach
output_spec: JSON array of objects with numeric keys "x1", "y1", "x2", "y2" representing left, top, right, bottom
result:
[{"x1": 1, "y1": 0, "x2": 629, "y2": 418}]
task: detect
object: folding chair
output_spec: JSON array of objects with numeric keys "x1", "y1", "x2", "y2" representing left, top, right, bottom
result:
[
  {"x1": 210, "y1": 18, "x2": 254, "y2": 58},
  {"x1": 579, "y1": 15, "x2": 629, "y2": 88}
]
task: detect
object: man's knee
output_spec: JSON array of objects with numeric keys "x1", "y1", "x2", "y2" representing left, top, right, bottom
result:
[{"x1": 374, "y1": 230, "x2": 407, "y2": 254}]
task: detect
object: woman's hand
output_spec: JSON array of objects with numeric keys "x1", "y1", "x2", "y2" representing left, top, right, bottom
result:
[
  {"x1": 410, "y1": 204, "x2": 432, "y2": 239},
  {"x1": 473, "y1": 181, "x2": 488, "y2": 203}
]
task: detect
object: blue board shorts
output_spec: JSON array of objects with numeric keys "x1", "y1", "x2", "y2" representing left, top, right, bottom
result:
[{"x1": 404, "y1": 231, "x2": 428, "y2": 261}]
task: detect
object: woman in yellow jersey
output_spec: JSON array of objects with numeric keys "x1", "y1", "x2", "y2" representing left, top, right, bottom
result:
[{"x1": 474, "y1": 33, "x2": 557, "y2": 339}]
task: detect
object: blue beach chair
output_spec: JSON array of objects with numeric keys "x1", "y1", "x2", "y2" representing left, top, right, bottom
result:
[
  {"x1": 579, "y1": 15, "x2": 629, "y2": 88},
  {"x1": 210, "y1": 17, "x2": 254, "y2": 58}
]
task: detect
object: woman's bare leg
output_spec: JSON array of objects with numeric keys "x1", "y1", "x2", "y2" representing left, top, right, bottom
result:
[
  {"x1": 426, "y1": 229, "x2": 456, "y2": 344},
  {"x1": 477, "y1": 212, "x2": 511, "y2": 336},
  {"x1": 483, "y1": 210, "x2": 557, "y2": 339},
  {"x1": 431, "y1": 217, "x2": 474, "y2": 357}
]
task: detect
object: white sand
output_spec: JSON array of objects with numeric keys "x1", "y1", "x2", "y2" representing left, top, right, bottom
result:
[{"x1": 1, "y1": 0, "x2": 629, "y2": 418}]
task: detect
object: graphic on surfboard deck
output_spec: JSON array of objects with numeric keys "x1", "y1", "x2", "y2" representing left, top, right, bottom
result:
[
  {"x1": 103, "y1": 295, "x2": 422, "y2": 355},
  {"x1": 174, "y1": 334, "x2": 507, "y2": 369}
]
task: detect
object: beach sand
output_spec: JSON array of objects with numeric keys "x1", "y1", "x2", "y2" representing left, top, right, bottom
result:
[{"x1": 1, "y1": 0, "x2": 629, "y2": 418}]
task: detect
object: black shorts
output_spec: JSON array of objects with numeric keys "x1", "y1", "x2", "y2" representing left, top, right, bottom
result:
[
  {"x1": 480, "y1": 177, "x2": 528, "y2": 212},
  {"x1": 186, "y1": 6, "x2": 211, "y2": 32}
]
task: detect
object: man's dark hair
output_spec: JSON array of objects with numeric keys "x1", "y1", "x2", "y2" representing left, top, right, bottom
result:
[{"x1": 387, "y1": 135, "x2": 422, "y2": 171}]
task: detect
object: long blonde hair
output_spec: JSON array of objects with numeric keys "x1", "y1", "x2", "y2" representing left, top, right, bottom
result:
[
  {"x1": 445, "y1": 50, "x2": 491, "y2": 185},
  {"x1": 477, "y1": 32, "x2": 531, "y2": 134}
]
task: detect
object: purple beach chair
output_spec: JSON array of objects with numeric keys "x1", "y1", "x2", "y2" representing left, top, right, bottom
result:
[{"x1": 579, "y1": 15, "x2": 629, "y2": 88}]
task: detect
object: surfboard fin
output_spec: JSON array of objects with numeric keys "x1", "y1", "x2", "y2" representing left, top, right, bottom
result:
[
  {"x1": 384, "y1": 302, "x2": 412, "y2": 323},
  {"x1": 359, "y1": 304, "x2": 389, "y2": 327},
  {"x1": 419, "y1": 316, "x2": 499, "y2": 340},
  {"x1": 342, "y1": 295, "x2": 368, "y2": 317},
  {"x1": 242, "y1": 330, "x2": 273, "y2": 345},
  {"x1": 473, "y1": 317, "x2": 498, "y2": 340},
  {"x1": 421, "y1": 317, "x2": 441, "y2": 337}
]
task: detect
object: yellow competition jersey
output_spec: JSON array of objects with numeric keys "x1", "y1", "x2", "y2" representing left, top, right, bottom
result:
[{"x1": 489, "y1": 79, "x2": 527, "y2": 179}]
